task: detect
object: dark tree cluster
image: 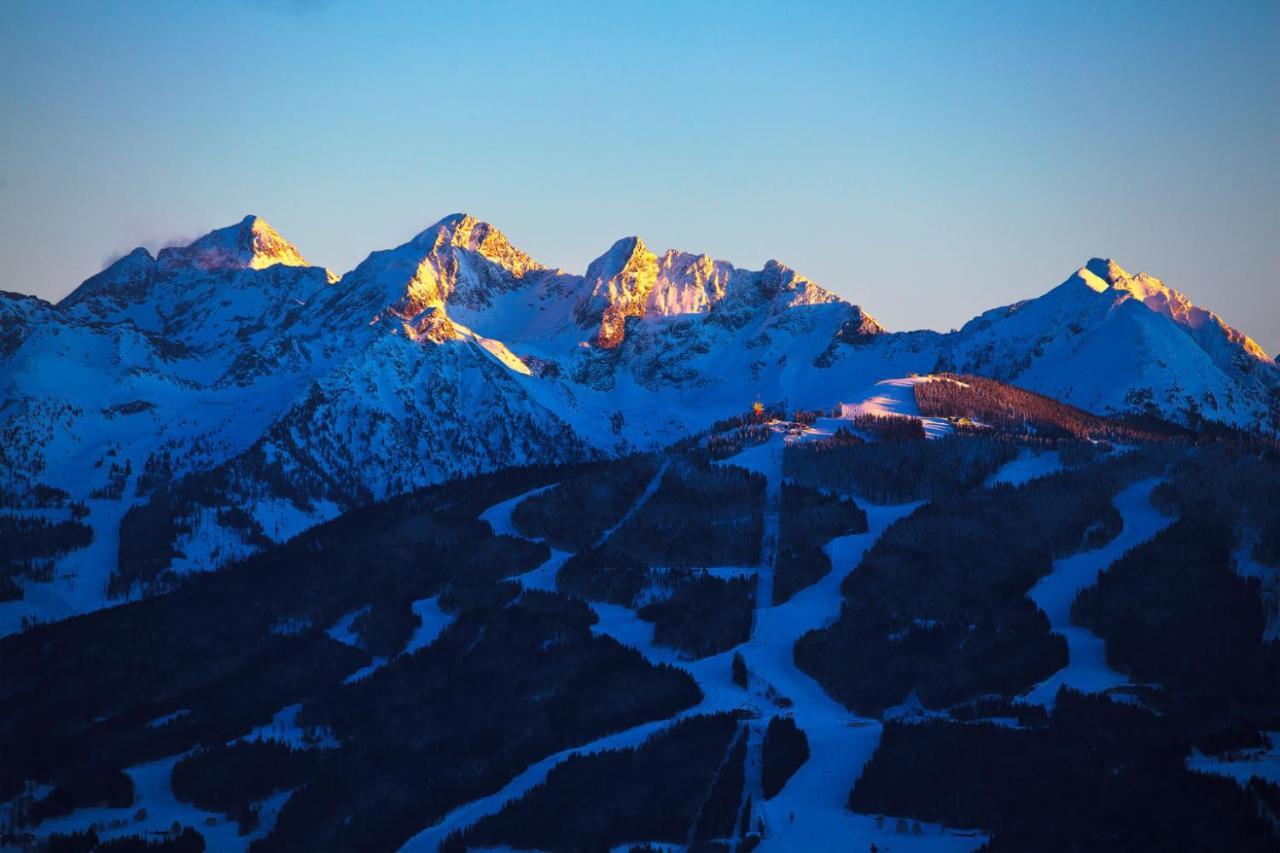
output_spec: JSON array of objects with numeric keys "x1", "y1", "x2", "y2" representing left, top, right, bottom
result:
[
  {"x1": 1250, "y1": 777, "x2": 1280, "y2": 827},
  {"x1": 15, "y1": 766, "x2": 133, "y2": 827},
  {"x1": 452, "y1": 714, "x2": 747, "y2": 852},
  {"x1": 346, "y1": 596, "x2": 419, "y2": 658},
  {"x1": 260, "y1": 594, "x2": 700, "y2": 851},
  {"x1": 849, "y1": 412, "x2": 926, "y2": 441},
  {"x1": 946, "y1": 695, "x2": 1048, "y2": 728},
  {"x1": 795, "y1": 452, "x2": 1163, "y2": 714},
  {"x1": 1, "y1": 464, "x2": 568, "y2": 814},
  {"x1": 511, "y1": 453, "x2": 660, "y2": 550},
  {"x1": 913, "y1": 373, "x2": 1179, "y2": 442},
  {"x1": 783, "y1": 433, "x2": 1019, "y2": 504},
  {"x1": 557, "y1": 548, "x2": 652, "y2": 606},
  {"x1": 39, "y1": 826, "x2": 206, "y2": 853},
  {"x1": 112, "y1": 492, "x2": 195, "y2": 597},
  {"x1": 731, "y1": 651, "x2": 748, "y2": 688},
  {"x1": 699, "y1": 423, "x2": 772, "y2": 462},
  {"x1": 0, "y1": 482, "x2": 72, "y2": 511},
  {"x1": 3, "y1": 464, "x2": 701, "y2": 852},
  {"x1": 1072, "y1": 515, "x2": 1280, "y2": 718},
  {"x1": 638, "y1": 571, "x2": 755, "y2": 658},
  {"x1": 89, "y1": 458, "x2": 132, "y2": 500},
  {"x1": 0, "y1": 513, "x2": 93, "y2": 601},
  {"x1": 170, "y1": 741, "x2": 321, "y2": 833},
  {"x1": 774, "y1": 483, "x2": 867, "y2": 604},
  {"x1": 557, "y1": 456, "x2": 766, "y2": 607},
  {"x1": 1149, "y1": 444, "x2": 1280, "y2": 566},
  {"x1": 761, "y1": 715, "x2": 809, "y2": 799},
  {"x1": 790, "y1": 408, "x2": 838, "y2": 425},
  {"x1": 850, "y1": 689, "x2": 1277, "y2": 852},
  {"x1": 603, "y1": 457, "x2": 764, "y2": 568}
]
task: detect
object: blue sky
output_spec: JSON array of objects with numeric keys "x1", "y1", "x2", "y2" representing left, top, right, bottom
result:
[{"x1": 2, "y1": 0, "x2": 1277, "y2": 352}]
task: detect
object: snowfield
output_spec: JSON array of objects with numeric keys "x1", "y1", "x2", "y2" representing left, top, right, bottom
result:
[{"x1": 840, "y1": 377, "x2": 955, "y2": 440}]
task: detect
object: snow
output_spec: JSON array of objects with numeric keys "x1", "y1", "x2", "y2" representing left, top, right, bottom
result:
[
  {"x1": 401, "y1": 446, "x2": 986, "y2": 852},
  {"x1": 839, "y1": 377, "x2": 955, "y2": 439},
  {"x1": 1232, "y1": 542, "x2": 1280, "y2": 641},
  {"x1": 326, "y1": 607, "x2": 370, "y2": 648},
  {"x1": 9, "y1": 217, "x2": 1275, "y2": 636},
  {"x1": 403, "y1": 596, "x2": 454, "y2": 655},
  {"x1": 146, "y1": 709, "x2": 191, "y2": 729},
  {"x1": 342, "y1": 657, "x2": 389, "y2": 684},
  {"x1": 1022, "y1": 479, "x2": 1174, "y2": 707},
  {"x1": 985, "y1": 448, "x2": 1063, "y2": 487},
  {"x1": 236, "y1": 703, "x2": 339, "y2": 750},
  {"x1": 593, "y1": 460, "x2": 668, "y2": 549},
  {"x1": 20, "y1": 754, "x2": 257, "y2": 852},
  {"x1": 478, "y1": 483, "x2": 558, "y2": 539},
  {"x1": 1187, "y1": 732, "x2": 1280, "y2": 787},
  {"x1": 0, "y1": 495, "x2": 129, "y2": 635}
]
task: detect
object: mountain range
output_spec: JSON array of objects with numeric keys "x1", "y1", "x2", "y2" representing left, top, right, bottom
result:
[{"x1": 2, "y1": 213, "x2": 1277, "y2": 626}]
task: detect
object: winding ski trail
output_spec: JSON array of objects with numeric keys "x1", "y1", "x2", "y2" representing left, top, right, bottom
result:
[
  {"x1": 404, "y1": 435, "x2": 987, "y2": 851},
  {"x1": 1022, "y1": 478, "x2": 1172, "y2": 707}
]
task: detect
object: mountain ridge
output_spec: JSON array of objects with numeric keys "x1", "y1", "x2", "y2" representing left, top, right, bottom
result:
[{"x1": 2, "y1": 213, "x2": 1277, "y2": 629}]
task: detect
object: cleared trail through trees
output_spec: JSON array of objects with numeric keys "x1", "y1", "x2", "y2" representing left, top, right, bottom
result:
[
  {"x1": 400, "y1": 477, "x2": 744, "y2": 851},
  {"x1": 1022, "y1": 478, "x2": 1172, "y2": 707},
  {"x1": 0, "y1": 493, "x2": 129, "y2": 636},
  {"x1": 592, "y1": 458, "x2": 670, "y2": 549},
  {"x1": 405, "y1": 452, "x2": 986, "y2": 852},
  {"x1": 745, "y1": 503, "x2": 981, "y2": 851}
]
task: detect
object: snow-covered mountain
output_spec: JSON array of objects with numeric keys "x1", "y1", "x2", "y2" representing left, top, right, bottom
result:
[
  {"x1": 936, "y1": 258, "x2": 1279, "y2": 429},
  {"x1": 2, "y1": 213, "x2": 1275, "y2": 624}
]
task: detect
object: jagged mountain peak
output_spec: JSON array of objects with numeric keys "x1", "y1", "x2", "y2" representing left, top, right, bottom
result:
[
  {"x1": 1064, "y1": 258, "x2": 1271, "y2": 363},
  {"x1": 156, "y1": 215, "x2": 311, "y2": 272},
  {"x1": 408, "y1": 213, "x2": 543, "y2": 278},
  {"x1": 585, "y1": 236, "x2": 657, "y2": 282},
  {"x1": 1084, "y1": 257, "x2": 1132, "y2": 285},
  {"x1": 58, "y1": 245, "x2": 159, "y2": 313}
]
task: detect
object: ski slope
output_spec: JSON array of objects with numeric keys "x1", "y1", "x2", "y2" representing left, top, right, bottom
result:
[
  {"x1": 1022, "y1": 479, "x2": 1173, "y2": 706},
  {"x1": 840, "y1": 377, "x2": 955, "y2": 439},
  {"x1": 401, "y1": 443, "x2": 988, "y2": 851}
]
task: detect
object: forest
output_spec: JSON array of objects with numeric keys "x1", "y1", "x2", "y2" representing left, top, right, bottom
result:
[
  {"x1": 851, "y1": 689, "x2": 1277, "y2": 852},
  {"x1": 547, "y1": 455, "x2": 767, "y2": 657},
  {"x1": 448, "y1": 713, "x2": 747, "y2": 851},
  {"x1": 6, "y1": 413, "x2": 1280, "y2": 852},
  {"x1": 795, "y1": 450, "x2": 1166, "y2": 714},
  {"x1": 774, "y1": 483, "x2": 866, "y2": 604},
  {"x1": 1, "y1": 461, "x2": 702, "y2": 851},
  {"x1": 1072, "y1": 515, "x2": 1280, "y2": 725},
  {"x1": 511, "y1": 453, "x2": 660, "y2": 550},
  {"x1": 637, "y1": 572, "x2": 755, "y2": 658},
  {"x1": 913, "y1": 373, "x2": 1183, "y2": 442},
  {"x1": 760, "y1": 715, "x2": 808, "y2": 800},
  {"x1": 0, "y1": 512, "x2": 93, "y2": 601},
  {"x1": 783, "y1": 433, "x2": 1019, "y2": 503}
]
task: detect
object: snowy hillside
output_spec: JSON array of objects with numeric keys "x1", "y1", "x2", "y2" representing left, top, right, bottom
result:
[
  {"x1": 938, "y1": 258, "x2": 1279, "y2": 432},
  {"x1": 2, "y1": 215, "x2": 1276, "y2": 626}
]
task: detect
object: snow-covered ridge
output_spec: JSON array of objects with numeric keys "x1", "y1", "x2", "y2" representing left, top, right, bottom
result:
[
  {"x1": 158, "y1": 215, "x2": 313, "y2": 272},
  {"x1": 2, "y1": 213, "x2": 1277, "y2": 630}
]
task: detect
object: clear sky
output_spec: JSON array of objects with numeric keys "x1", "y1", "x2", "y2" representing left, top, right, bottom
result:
[{"x1": 2, "y1": 0, "x2": 1277, "y2": 353}]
